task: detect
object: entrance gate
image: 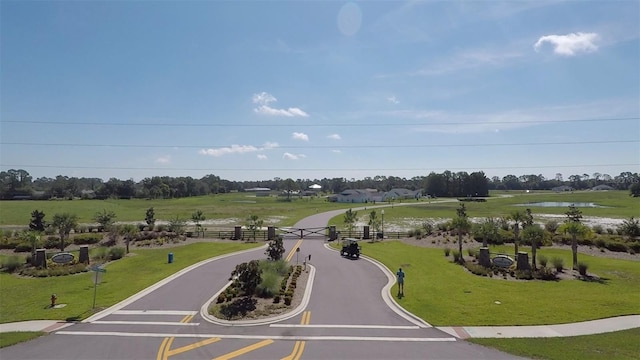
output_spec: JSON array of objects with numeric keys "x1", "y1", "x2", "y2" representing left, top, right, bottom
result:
[{"x1": 277, "y1": 226, "x2": 330, "y2": 239}]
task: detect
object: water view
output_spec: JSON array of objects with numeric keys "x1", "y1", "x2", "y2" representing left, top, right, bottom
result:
[{"x1": 515, "y1": 202, "x2": 605, "y2": 208}]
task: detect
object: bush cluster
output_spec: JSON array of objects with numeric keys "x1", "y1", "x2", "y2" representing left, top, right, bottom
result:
[
  {"x1": 219, "y1": 297, "x2": 257, "y2": 320},
  {"x1": 73, "y1": 234, "x2": 102, "y2": 245}
]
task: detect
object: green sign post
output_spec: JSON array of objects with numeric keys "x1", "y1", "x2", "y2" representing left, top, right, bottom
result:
[{"x1": 90, "y1": 265, "x2": 106, "y2": 309}]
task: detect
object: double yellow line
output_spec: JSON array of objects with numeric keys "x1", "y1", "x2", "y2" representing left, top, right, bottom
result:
[
  {"x1": 281, "y1": 311, "x2": 310, "y2": 360},
  {"x1": 157, "y1": 315, "x2": 221, "y2": 360},
  {"x1": 284, "y1": 238, "x2": 304, "y2": 262}
]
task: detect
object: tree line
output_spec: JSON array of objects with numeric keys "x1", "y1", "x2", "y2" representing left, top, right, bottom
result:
[{"x1": 0, "y1": 168, "x2": 638, "y2": 200}]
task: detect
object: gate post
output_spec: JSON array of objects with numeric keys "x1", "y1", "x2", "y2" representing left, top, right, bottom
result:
[
  {"x1": 268, "y1": 226, "x2": 275, "y2": 240},
  {"x1": 329, "y1": 226, "x2": 337, "y2": 241},
  {"x1": 234, "y1": 226, "x2": 241, "y2": 240}
]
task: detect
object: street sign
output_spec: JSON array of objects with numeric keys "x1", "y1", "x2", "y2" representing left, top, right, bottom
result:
[{"x1": 90, "y1": 265, "x2": 106, "y2": 273}]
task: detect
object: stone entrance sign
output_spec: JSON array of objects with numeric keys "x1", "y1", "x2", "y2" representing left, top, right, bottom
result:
[{"x1": 492, "y1": 254, "x2": 514, "y2": 268}]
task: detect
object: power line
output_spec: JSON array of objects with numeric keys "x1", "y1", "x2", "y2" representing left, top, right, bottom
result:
[
  {"x1": 1, "y1": 140, "x2": 637, "y2": 149},
  {"x1": 1, "y1": 163, "x2": 636, "y2": 172},
  {"x1": 1, "y1": 117, "x2": 638, "y2": 127}
]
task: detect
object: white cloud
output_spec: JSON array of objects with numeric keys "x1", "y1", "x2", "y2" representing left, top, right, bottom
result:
[
  {"x1": 387, "y1": 96, "x2": 399, "y2": 104},
  {"x1": 283, "y1": 152, "x2": 306, "y2": 160},
  {"x1": 327, "y1": 134, "x2": 341, "y2": 140},
  {"x1": 155, "y1": 156, "x2": 171, "y2": 164},
  {"x1": 257, "y1": 154, "x2": 268, "y2": 160},
  {"x1": 332, "y1": 149, "x2": 342, "y2": 153},
  {"x1": 534, "y1": 32, "x2": 598, "y2": 56},
  {"x1": 292, "y1": 132, "x2": 309, "y2": 141},
  {"x1": 199, "y1": 142, "x2": 279, "y2": 157},
  {"x1": 252, "y1": 92, "x2": 309, "y2": 117}
]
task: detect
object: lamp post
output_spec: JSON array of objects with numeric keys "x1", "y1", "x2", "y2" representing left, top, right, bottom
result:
[{"x1": 381, "y1": 209, "x2": 384, "y2": 241}]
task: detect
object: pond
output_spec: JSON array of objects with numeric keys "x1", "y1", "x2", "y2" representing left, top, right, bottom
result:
[{"x1": 514, "y1": 202, "x2": 605, "y2": 208}]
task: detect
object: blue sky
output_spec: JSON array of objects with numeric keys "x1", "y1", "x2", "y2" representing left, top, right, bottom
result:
[{"x1": 1, "y1": 1, "x2": 638, "y2": 182}]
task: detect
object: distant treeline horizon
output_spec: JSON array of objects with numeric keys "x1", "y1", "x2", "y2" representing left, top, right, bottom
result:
[{"x1": 1, "y1": 168, "x2": 638, "y2": 200}]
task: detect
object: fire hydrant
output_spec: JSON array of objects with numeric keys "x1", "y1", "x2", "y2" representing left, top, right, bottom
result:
[{"x1": 50, "y1": 294, "x2": 57, "y2": 307}]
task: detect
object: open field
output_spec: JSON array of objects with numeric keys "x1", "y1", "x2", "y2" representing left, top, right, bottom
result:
[
  {"x1": 0, "y1": 242, "x2": 260, "y2": 324},
  {"x1": 0, "y1": 193, "x2": 350, "y2": 228},
  {"x1": 469, "y1": 328, "x2": 640, "y2": 360},
  {"x1": 328, "y1": 191, "x2": 638, "y2": 229}
]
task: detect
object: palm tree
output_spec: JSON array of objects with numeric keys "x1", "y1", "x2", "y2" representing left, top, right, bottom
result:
[
  {"x1": 119, "y1": 224, "x2": 137, "y2": 254},
  {"x1": 51, "y1": 213, "x2": 78, "y2": 251},
  {"x1": 508, "y1": 210, "x2": 526, "y2": 256},
  {"x1": 564, "y1": 205, "x2": 585, "y2": 270},
  {"x1": 368, "y1": 210, "x2": 380, "y2": 241},
  {"x1": 452, "y1": 204, "x2": 471, "y2": 263},
  {"x1": 522, "y1": 224, "x2": 544, "y2": 270},
  {"x1": 191, "y1": 210, "x2": 205, "y2": 237}
]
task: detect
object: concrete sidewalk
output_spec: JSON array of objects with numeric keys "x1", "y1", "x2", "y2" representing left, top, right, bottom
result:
[
  {"x1": 437, "y1": 315, "x2": 640, "y2": 339},
  {"x1": 2, "y1": 315, "x2": 638, "y2": 339}
]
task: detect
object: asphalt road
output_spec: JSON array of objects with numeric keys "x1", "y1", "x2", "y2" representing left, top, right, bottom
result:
[{"x1": 1, "y1": 207, "x2": 526, "y2": 360}]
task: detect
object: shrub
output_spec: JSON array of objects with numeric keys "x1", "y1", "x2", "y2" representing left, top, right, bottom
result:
[
  {"x1": 284, "y1": 296, "x2": 292, "y2": 306},
  {"x1": 0, "y1": 236, "x2": 20, "y2": 250},
  {"x1": 545, "y1": 220, "x2": 559, "y2": 234},
  {"x1": 444, "y1": 247, "x2": 451, "y2": 257},
  {"x1": 551, "y1": 257, "x2": 564, "y2": 272},
  {"x1": 219, "y1": 297, "x2": 257, "y2": 320},
  {"x1": 92, "y1": 247, "x2": 109, "y2": 261},
  {"x1": 578, "y1": 262, "x2": 588, "y2": 276},
  {"x1": 108, "y1": 247, "x2": 126, "y2": 260},
  {"x1": 73, "y1": 233, "x2": 102, "y2": 245},
  {"x1": 538, "y1": 254, "x2": 548, "y2": 268},
  {"x1": 534, "y1": 267, "x2": 557, "y2": 280},
  {"x1": 592, "y1": 224, "x2": 604, "y2": 234},
  {"x1": 604, "y1": 241, "x2": 628, "y2": 253},
  {"x1": 452, "y1": 250, "x2": 462, "y2": 263},
  {"x1": 1, "y1": 255, "x2": 25, "y2": 273},
  {"x1": 256, "y1": 271, "x2": 279, "y2": 298},
  {"x1": 606, "y1": 228, "x2": 614, "y2": 235},
  {"x1": 467, "y1": 248, "x2": 477, "y2": 258},
  {"x1": 217, "y1": 294, "x2": 226, "y2": 303},
  {"x1": 464, "y1": 263, "x2": 489, "y2": 276},
  {"x1": 43, "y1": 236, "x2": 67, "y2": 249},
  {"x1": 595, "y1": 238, "x2": 607, "y2": 248},
  {"x1": 13, "y1": 243, "x2": 32, "y2": 253},
  {"x1": 421, "y1": 221, "x2": 434, "y2": 235},
  {"x1": 628, "y1": 242, "x2": 640, "y2": 253},
  {"x1": 515, "y1": 270, "x2": 533, "y2": 280}
]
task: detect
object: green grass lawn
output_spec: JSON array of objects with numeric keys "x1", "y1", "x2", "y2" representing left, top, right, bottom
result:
[
  {"x1": 469, "y1": 328, "x2": 640, "y2": 360},
  {"x1": 0, "y1": 332, "x2": 46, "y2": 349},
  {"x1": 357, "y1": 241, "x2": 640, "y2": 326},
  {"x1": 0, "y1": 242, "x2": 260, "y2": 324}
]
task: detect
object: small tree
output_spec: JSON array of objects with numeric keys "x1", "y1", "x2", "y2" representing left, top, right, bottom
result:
[
  {"x1": 522, "y1": 224, "x2": 544, "y2": 270},
  {"x1": 265, "y1": 236, "x2": 285, "y2": 261},
  {"x1": 29, "y1": 210, "x2": 46, "y2": 232},
  {"x1": 618, "y1": 217, "x2": 640, "y2": 240},
  {"x1": 191, "y1": 210, "x2": 205, "y2": 237},
  {"x1": 451, "y1": 204, "x2": 471, "y2": 263},
  {"x1": 368, "y1": 210, "x2": 380, "y2": 240},
  {"x1": 51, "y1": 213, "x2": 78, "y2": 251},
  {"x1": 119, "y1": 224, "x2": 137, "y2": 254},
  {"x1": 476, "y1": 217, "x2": 500, "y2": 247},
  {"x1": 246, "y1": 215, "x2": 263, "y2": 242},
  {"x1": 19, "y1": 230, "x2": 41, "y2": 262},
  {"x1": 230, "y1": 260, "x2": 262, "y2": 296},
  {"x1": 565, "y1": 205, "x2": 584, "y2": 270},
  {"x1": 94, "y1": 209, "x2": 117, "y2": 230},
  {"x1": 168, "y1": 216, "x2": 186, "y2": 235},
  {"x1": 145, "y1": 207, "x2": 156, "y2": 229},
  {"x1": 343, "y1": 209, "x2": 357, "y2": 236}
]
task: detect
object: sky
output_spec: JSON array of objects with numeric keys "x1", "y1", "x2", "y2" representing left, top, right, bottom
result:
[{"x1": 1, "y1": 0, "x2": 639, "y2": 182}]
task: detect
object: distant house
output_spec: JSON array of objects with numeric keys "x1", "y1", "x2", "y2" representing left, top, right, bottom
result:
[
  {"x1": 552, "y1": 185, "x2": 573, "y2": 192},
  {"x1": 327, "y1": 188, "x2": 420, "y2": 203},
  {"x1": 383, "y1": 188, "x2": 422, "y2": 201},
  {"x1": 245, "y1": 187, "x2": 271, "y2": 197},
  {"x1": 591, "y1": 185, "x2": 614, "y2": 191}
]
